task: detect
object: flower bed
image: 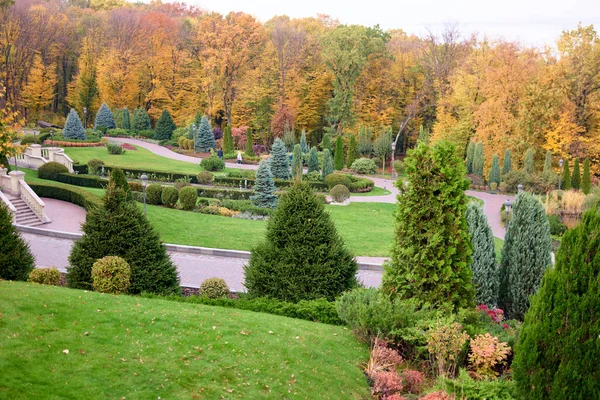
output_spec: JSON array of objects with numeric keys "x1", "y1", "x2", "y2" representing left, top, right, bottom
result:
[
  {"x1": 44, "y1": 140, "x2": 105, "y2": 147},
  {"x1": 120, "y1": 143, "x2": 137, "y2": 151}
]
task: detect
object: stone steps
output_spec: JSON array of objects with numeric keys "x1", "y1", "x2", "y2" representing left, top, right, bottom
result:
[{"x1": 8, "y1": 196, "x2": 45, "y2": 227}]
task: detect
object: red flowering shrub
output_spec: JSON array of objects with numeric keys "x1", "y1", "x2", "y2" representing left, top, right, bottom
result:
[
  {"x1": 401, "y1": 369, "x2": 425, "y2": 394},
  {"x1": 419, "y1": 391, "x2": 454, "y2": 400},
  {"x1": 121, "y1": 143, "x2": 136, "y2": 151},
  {"x1": 372, "y1": 371, "x2": 403, "y2": 397}
]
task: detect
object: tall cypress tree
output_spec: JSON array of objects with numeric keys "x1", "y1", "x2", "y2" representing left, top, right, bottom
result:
[
  {"x1": 63, "y1": 109, "x2": 86, "y2": 140},
  {"x1": 94, "y1": 103, "x2": 115, "y2": 132},
  {"x1": 466, "y1": 203, "x2": 498, "y2": 307},
  {"x1": 307, "y1": 147, "x2": 320, "y2": 174},
  {"x1": 244, "y1": 182, "x2": 358, "y2": 302},
  {"x1": 154, "y1": 109, "x2": 176, "y2": 141},
  {"x1": 524, "y1": 148, "x2": 535, "y2": 174},
  {"x1": 346, "y1": 134, "x2": 358, "y2": 168},
  {"x1": 466, "y1": 141, "x2": 476, "y2": 174},
  {"x1": 571, "y1": 158, "x2": 581, "y2": 190},
  {"x1": 502, "y1": 148, "x2": 512, "y2": 176},
  {"x1": 582, "y1": 158, "x2": 591, "y2": 194},
  {"x1": 300, "y1": 130, "x2": 309, "y2": 153},
  {"x1": 334, "y1": 135, "x2": 344, "y2": 170},
  {"x1": 269, "y1": 138, "x2": 290, "y2": 179},
  {"x1": 543, "y1": 150, "x2": 552, "y2": 175},
  {"x1": 195, "y1": 116, "x2": 216, "y2": 152},
  {"x1": 121, "y1": 108, "x2": 131, "y2": 130},
  {"x1": 222, "y1": 124, "x2": 234, "y2": 154},
  {"x1": 382, "y1": 142, "x2": 474, "y2": 309},
  {"x1": 320, "y1": 132, "x2": 332, "y2": 152},
  {"x1": 291, "y1": 144, "x2": 303, "y2": 179},
  {"x1": 488, "y1": 154, "x2": 501, "y2": 186},
  {"x1": 0, "y1": 203, "x2": 34, "y2": 281},
  {"x1": 473, "y1": 142, "x2": 484, "y2": 177},
  {"x1": 498, "y1": 193, "x2": 552, "y2": 321},
  {"x1": 250, "y1": 160, "x2": 279, "y2": 209},
  {"x1": 562, "y1": 161, "x2": 571, "y2": 190},
  {"x1": 322, "y1": 149, "x2": 333, "y2": 179},
  {"x1": 513, "y1": 205, "x2": 600, "y2": 399},
  {"x1": 245, "y1": 128, "x2": 255, "y2": 156}
]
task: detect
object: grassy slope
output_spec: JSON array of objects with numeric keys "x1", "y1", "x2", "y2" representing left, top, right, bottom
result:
[{"x1": 0, "y1": 281, "x2": 369, "y2": 399}]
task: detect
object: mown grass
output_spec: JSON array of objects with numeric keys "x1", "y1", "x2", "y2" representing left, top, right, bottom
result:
[{"x1": 0, "y1": 281, "x2": 370, "y2": 399}]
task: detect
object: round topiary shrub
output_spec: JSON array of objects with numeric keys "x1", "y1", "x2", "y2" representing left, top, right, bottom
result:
[
  {"x1": 145, "y1": 183, "x2": 163, "y2": 205},
  {"x1": 107, "y1": 144, "x2": 124, "y2": 155},
  {"x1": 350, "y1": 158, "x2": 377, "y2": 175},
  {"x1": 161, "y1": 186, "x2": 179, "y2": 208},
  {"x1": 324, "y1": 173, "x2": 352, "y2": 189},
  {"x1": 91, "y1": 256, "x2": 131, "y2": 294},
  {"x1": 199, "y1": 277, "x2": 230, "y2": 299},
  {"x1": 38, "y1": 162, "x2": 68, "y2": 180},
  {"x1": 197, "y1": 171, "x2": 214, "y2": 184},
  {"x1": 200, "y1": 154, "x2": 225, "y2": 171},
  {"x1": 28, "y1": 267, "x2": 61, "y2": 285},
  {"x1": 330, "y1": 184, "x2": 350, "y2": 203},
  {"x1": 179, "y1": 186, "x2": 198, "y2": 211},
  {"x1": 87, "y1": 159, "x2": 105, "y2": 175}
]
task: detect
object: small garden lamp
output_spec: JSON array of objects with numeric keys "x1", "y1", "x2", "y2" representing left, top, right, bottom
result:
[
  {"x1": 504, "y1": 199, "x2": 513, "y2": 224},
  {"x1": 83, "y1": 107, "x2": 88, "y2": 128},
  {"x1": 517, "y1": 183, "x2": 524, "y2": 194},
  {"x1": 559, "y1": 158, "x2": 564, "y2": 190},
  {"x1": 391, "y1": 141, "x2": 396, "y2": 179},
  {"x1": 192, "y1": 124, "x2": 197, "y2": 154},
  {"x1": 141, "y1": 174, "x2": 148, "y2": 216}
]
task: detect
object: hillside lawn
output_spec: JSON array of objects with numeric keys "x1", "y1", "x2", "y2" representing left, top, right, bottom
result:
[{"x1": 0, "y1": 281, "x2": 370, "y2": 399}]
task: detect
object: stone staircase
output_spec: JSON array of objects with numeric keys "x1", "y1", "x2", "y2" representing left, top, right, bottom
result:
[{"x1": 8, "y1": 195, "x2": 45, "y2": 227}]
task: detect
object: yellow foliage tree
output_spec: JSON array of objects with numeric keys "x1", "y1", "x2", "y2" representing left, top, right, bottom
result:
[{"x1": 21, "y1": 54, "x2": 57, "y2": 118}]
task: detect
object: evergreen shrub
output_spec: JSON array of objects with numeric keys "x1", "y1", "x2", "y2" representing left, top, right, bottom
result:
[
  {"x1": 91, "y1": 255, "x2": 131, "y2": 294},
  {"x1": 63, "y1": 109, "x2": 86, "y2": 140},
  {"x1": 94, "y1": 103, "x2": 116, "y2": 132},
  {"x1": 28, "y1": 267, "x2": 61, "y2": 285},
  {"x1": 330, "y1": 184, "x2": 350, "y2": 202},
  {"x1": 161, "y1": 186, "x2": 179, "y2": 208},
  {"x1": 179, "y1": 186, "x2": 198, "y2": 210},
  {"x1": 38, "y1": 162, "x2": 68, "y2": 180},
  {"x1": 0, "y1": 202, "x2": 35, "y2": 281},
  {"x1": 200, "y1": 154, "x2": 225, "y2": 171},
  {"x1": 146, "y1": 184, "x2": 163, "y2": 205},
  {"x1": 199, "y1": 277, "x2": 230, "y2": 299},
  {"x1": 250, "y1": 160, "x2": 278, "y2": 209},
  {"x1": 351, "y1": 158, "x2": 377, "y2": 174},
  {"x1": 196, "y1": 171, "x2": 214, "y2": 185}
]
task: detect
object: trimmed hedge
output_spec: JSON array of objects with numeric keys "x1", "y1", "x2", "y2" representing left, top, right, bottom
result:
[
  {"x1": 27, "y1": 182, "x2": 102, "y2": 210},
  {"x1": 72, "y1": 164, "x2": 89, "y2": 174},
  {"x1": 103, "y1": 166, "x2": 198, "y2": 184},
  {"x1": 53, "y1": 173, "x2": 106, "y2": 189},
  {"x1": 196, "y1": 187, "x2": 254, "y2": 200},
  {"x1": 38, "y1": 162, "x2": 68, "y2": 180},
  {"x1": 214, "y1": 176, "x2": 329, "y2": 191}
]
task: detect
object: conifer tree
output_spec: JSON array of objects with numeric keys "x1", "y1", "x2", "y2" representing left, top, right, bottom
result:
[
  {"x1": 67, "y1": 180, "x2": 180, "y2": 295},
  {"x1": 269, "y1": 138, "x2": 290, "y2": 179},
  {"x1": 543, "y1": 150, "x2": 552, "y2": 175},
  {"x1": 244, "y1": 182, "x2": 358, "y2": 302},
  {"x1": 300, "y1": 130, "x2": 309, "y2": 153},
  {"x1": 154, "y1": 109, "x2": 176, "y2": 141},
  {"x1": 417, "y1": 124, "x2": 430, "y2": 145},
  {"x1": 357, "y1": 125, "x2": 372, "y2": 157},
  {"x1": 194, "y1": 111, "x2": 202, "y2": 127},
  {"x1": 382, "y1": 142, "x2": 474, "y2": 309},
  {"x1": 582, "y1": 158, "x2": 591, "y2": 194},
  {"x1": 132, "y1": 108, "x2": 151, "y2": 131},
  {"x1": 109, "y1": 167, "x2": 131, "y2": 200},
  {"x1": 63, "y1": 108, "x2": 86, "y2": 140},
  {"x1": 502, "y1": 148, "x2": 512, "y2": 176},
  {"x1": 524, "y1": 148, "x2": 535, "y2": 174},
  {"x1": 488, "y1": 154, "x2": 501, "y2": 186},
  {"x1": 0, "y1": 203, "x2": 34, "y2": 281},
  {"x1": 473, "y1": 142, "x2": 484, "y2": 177},
  {"x1": 466, "y1": 203, "x2": 498, "y2": 307},
  {"x1": 498, "y1": 193, "x2": 552, "y2": 321},
  {"x1": 245, "y1": 128, "x2": 255, "y2": 156},
  {"x1": 466, "y1": 141, "x2": 476, "y2": 174},
  {"x1": 307, "y1": 147, "x2": 320, "y2": 174},
  {"x1": 334, "y1": 135, "x2": 344, "y2": 170},
  {"x1": 513, "y1": 204, "x2": 600, "y2": 399},
  {"x1": 346, "y1": 134, "x2": 358, "y2": 168},
  {"x1": 322, "y1": 149, "x2": 333, "y2": 178},
  {"x1": 195, "y1": 116, "x2": 216, "y2": 152},
  {"x1": 561, "y1": 161, "x2": 571, "y2": 190},
  {"x1": 571, "y1": 158, "x2": 581, "y2": 190},
  {"x1": 94, "y1": 103, "x2": 115, "y2": 132},
  {"x1": 250, "y1": 160, "x2": 278, "y2": 209},
  {"x1": 320, "y1": 132, "x2": 332, "y2": 152},
  {"x1": 222, "y1": 124, "x2": 234, "y2": 154},
  {"x1": 291, "y1": 144, "x2": 303, "y2": 179},
  {"x1": 121, "y1": 108, "x2": 130, "y2": 130}
]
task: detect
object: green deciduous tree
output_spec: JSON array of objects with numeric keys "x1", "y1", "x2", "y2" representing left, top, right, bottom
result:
[
  {"x1": 473, "y1": 142, "x2": 484, "y2": 177},
  {"x1": 269, "y1": 138, "x2": 289, "y2": 179},
  {"x1": 502, "y1": 148, "x2": 512, "y2": 176},
  {"x1": 244, "y1": 182, "x2": 358, "y2": 302},
  {"x1": 571, "y1": 158, "x2": 581, "y2": 190},
  {"x1": 498, "y1": 193, "x2": 552, "y2": 320},
  {"x1": 291, "y1": 144, "x2": 303, "y2": 179},
  {"x1": 0, "y1": 203, "x2": 34, "y2": 281},
  {"x1": 154, "y1": 109, "x2": 176, "y2": 141},
  {"x1": 195, "y1": 116, "x2": 216, "y2": 152},
  {"x1": 63, "y1": 109, "x2": 86, "y2": 140},
  {"x1": 488, "y1": 154, "x2": 501, "y2": 186},
  {"x1": 346, "y1": 134, "x2": 358, "y2": 168},
  {"x1": 382, "y1": 142, "x2": 474, "y2": 309},
  {"x1": 94, "y1": 103, "x2": 115, "y2": 132},
  {"x1": 334, "y1": 135, "x2": 344, "y2": 170},
  {"x1": 582, "y1": 158, "x2": 591, "y2": 194},
  {"x1": 250, "y1": 160, "x2": 278, "y2": 209},
  {"x1": 373, "y1": 128, "x2": 393, "y2": 172},
  {"x1": 513, "y1": 204, "x2": 600, "y2": 399},
  {"x1": 466, "y1": 203, "x2": 498, "y2": 307},
  {"x1": 524, "y1": 148, "x2": 535, "y2": 174},
  {"x1": 222, "y1": 124, "x2": 234, "y2": 154},
  {"x1": 466, "y1": 141, "x2": 476, "y2": 174},
  {"x1": 307, "y1": 147, "x2": 320, "y2": 174},
  {"x1": 322, "y1": 149, "x2": 333, "y2": 178}
]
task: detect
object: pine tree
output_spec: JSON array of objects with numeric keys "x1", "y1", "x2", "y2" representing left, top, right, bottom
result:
[
  {"x1": 244, "y1": 182, "x2": 358, "y2": 302},
  {"x1": 513, "y1": 204, "x2": 600, "y2": 399},
  {"x1": 132, "y1": 108, "x2": 151, "y2": 131},
  {"x1": 322, "y1": 149, "x2": 334, "y2": 179},
  {"x1": 307, "y1": 147, "x2": 320, "y2": 174},
  {"x1": 582, "y1": 158, "x2": 591, "y2": 194},
  {"x1": 250, "y1": 160, "x2": 279, "y2": 209},
  {"x1": 269, "y1": 138, "x2": 290, "y2": 179},
  {"x1": 94, "y1": 103, "x2": 115, "y2": 132},
  {"x1": 334, "y1": 135, "x2": 344, "y2": 170},
  {"x1": 466, "y1": 141, "x2": 476, "y2": 174},
  {"x1": 347, "y1": 134, "x2": 358, "y2": 168},
  {"x1": 473, "y1": 142, "x2": 484, "y2": 177},
  {"x1": 223, "y1": 124, "x2": 234, "y2": 154},
  {"x1": 121, "y1": 108, "x2": 131, "y2": 130},
  {"x1": 291, "y1": 144, "x2": 303, "y2": 179},
  {"x1": 300, "y1": 130, "x2": 309, "y2": 153},
  {"x1": 154, "y1": 109, "x2": 176, "y2": 141},
  {"x1": 195, "y1": 116, "x2": 216, "y2": 152},
  {"x1": 320, "y1": 132, "x2": 332, "y2": 152},
  {"x1": 502, "y1": 148, "x2": 512, "y2": 176},
  {"x1": 466, "y1": 203, "x2": 498, "y2": 307},
  {"x1": 382, "y1": 142, "x2": 474, "y2": 309},
  {"x1": 63, "y1": 109, "x2": 86, "y2": 140},
  {"x1": 110, "y1": 167, "x2": 131, "y2": 201},
  {"x1": 357, "y1": 125, "x2": 372, "y2": 157},
  {"x1": 245, "y1": 128, "x2": 255, "y2": 156},
  {"x1": 543, "y1": 150, "x2": 552, "y2": 175},
  {"x1": 0, "y1": 203, "x2": 35, "y2": 281},
  {"x1": 562, "y1": 161, "x2": 571, "y2": 190},
  {"x1": 571, "y1": 158, "x2": 581, "y2": 190},
  {"x1": 488, "y1": 154, "x2": 501, "y2": 186},
  {"x1": 524, "y1": 148, "x2": 535, "y2": 174},
  {"x1": 67, "y1": 180, "x2": 180, "y2": 295},
  {"x1": 498, "y1": 193, "x2": 552, "y2": 321},
  {"x1": 194, "y1": 111, "x2": 202, "y2": 127}
]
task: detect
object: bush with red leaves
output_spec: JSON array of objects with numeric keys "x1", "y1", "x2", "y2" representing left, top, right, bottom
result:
[
  {"x1": 401, "y1": 369, "x2": 425, "y2": 394},
  {"x1": 121, "y1": 143, "x2": 136, "y2": 151},
  {"x1": 372, "y1": 371, "x2": 403, "y2": 397}
]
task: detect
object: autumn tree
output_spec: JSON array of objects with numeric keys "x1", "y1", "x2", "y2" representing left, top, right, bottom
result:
[
  {"x1": 67, "y1": 35, "x2": 100, "y2": 122},
  {"x1": 21, "y1": 54, "x2": 57, "y2": 118}
]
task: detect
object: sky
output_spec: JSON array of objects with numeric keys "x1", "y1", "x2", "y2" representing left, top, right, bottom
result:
[{"x1": 189, "y1": 0, "x2": 600, "y2": 47}]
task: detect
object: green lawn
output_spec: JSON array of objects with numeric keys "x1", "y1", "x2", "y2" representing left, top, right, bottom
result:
[{"x1": 0, "y1": 281, "x2": 369, "y2": 399}]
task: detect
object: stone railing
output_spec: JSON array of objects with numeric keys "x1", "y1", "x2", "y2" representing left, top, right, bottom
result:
[
  {"x1": 48, "y1": 148, "x2": 74, "y2": 173},
  {"x1": 15, "y1": 144, "x2": 74, "y2": 173},
  {"x1": 0, "y1": 189, "x2": 17, "y2": 223},
  {"x1": 0, "y1": 168, "x2": 49, "y2": 223}
]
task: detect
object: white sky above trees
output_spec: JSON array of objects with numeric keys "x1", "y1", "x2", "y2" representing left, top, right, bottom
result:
[{"x1": 191, "y1": 0, "x2": 600, "y2": 47}]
